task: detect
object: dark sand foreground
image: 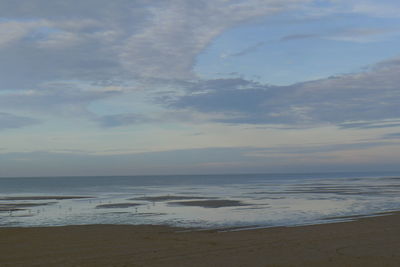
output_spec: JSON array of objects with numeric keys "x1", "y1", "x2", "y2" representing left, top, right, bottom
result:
[{"x1": 1, "y1": 213, "x2": 400, "y2": 267}]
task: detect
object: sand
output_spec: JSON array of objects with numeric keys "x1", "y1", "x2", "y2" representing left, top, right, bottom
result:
[{"x1": 1, "y1": 213, "x2": 400, "y2": 267}]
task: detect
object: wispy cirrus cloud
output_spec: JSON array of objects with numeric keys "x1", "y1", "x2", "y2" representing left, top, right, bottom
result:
[
  {"x1": 0, "y1": 0, "x2": 313, "y2": 91},
  {"x1": 280, "y1": 33, "x2": 319, "y2": 41},
  {"x1": 280, "y1": 27, "x2": 400, "y2": 43},
  {"x1": 222, "y1": 26, "x2": 398, "y2": 60}
]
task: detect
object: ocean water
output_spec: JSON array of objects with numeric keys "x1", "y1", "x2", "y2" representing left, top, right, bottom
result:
[{"x1": 1, "y1": 172, "x2": 400, "y2": 229}]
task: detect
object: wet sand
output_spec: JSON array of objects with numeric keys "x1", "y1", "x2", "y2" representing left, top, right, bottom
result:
[
  {"x1": 168, "y1": 199, "x2": 248, "y2": 208},
  {"x1": 96, "y1": 203, "x2": 143, "y2": 209},
  {"x1": 0, "y1": 202, "x2": 56, "y2": 212},
  {"x1": 1, "y1": 213, "x2": 400, "y2": 266},
  {"x1": 132, "y1": 195, "x2": 213, "y2": 201},
  {"x1": 0, "y1": 196, "x2": 92, "y2": 200}
]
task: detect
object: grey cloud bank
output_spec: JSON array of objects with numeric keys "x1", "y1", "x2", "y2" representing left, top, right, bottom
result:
[
  {"x1": 1, "y1": 141, "x2": 399, "y2": 177},
  {"x1": 0, "y1": 112, "x2": 39, "y2": 130},
  {"x1": 96, "y1": 113, "x2": 149, "y2": 128},
  {"x1": 167, "y1": 57, "x2": 400, "y2": 128},
  {"x1": 339, "y1": 120, "x2": 400, "y2": 129},
  {"x1": 382, "y1": 132, "x2": 400, "y2": 139}
]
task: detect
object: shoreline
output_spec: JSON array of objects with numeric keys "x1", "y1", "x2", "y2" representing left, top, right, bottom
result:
[
  {"x1": 1, "y1": 212, "x2": 399, "y2": 266},
  {"x1": 1, "y1": 207, "x2": 397, "y2": 230}
]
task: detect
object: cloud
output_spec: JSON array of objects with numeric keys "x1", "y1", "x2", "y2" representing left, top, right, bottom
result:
[
  {"x1": 1, "y1": 0, "x2": 396, "y2": 92},
  {"x1": 280, "y1": 33, "x2": 318, "y2": 41},
  {"x1": 1, "y1": 140, "x2": 399, "y2": 176},
  {"x1": 382, "y1": 132, "x2": 400, "y2": 139},
  {"x1": 1, "y1": 0, "x2": 399, "y2": 130},
  {"x1": 0, "y1": 112, "x2": 40, "y2": 130},
  {"x1": 223, "y1": 26, "x2": 396, "y2": 59},
  {"x1": 0, "y1": 19, "x2": 51, "y2": 48},
  {"x1": 280, "y1": 27, "x2": 399, "y2": 43},
  {"x1": 0, "y1": 83, "x2": 122, "y2": 116},
  {"x1": 339, "y1": 120, "x2": 400, "y2": 129},
  {"x1": 0, "y1": 0, "x2": 312, "y2": 92},
  {"x1": 165, "y1": 57, "x2": 400, "y2": 127},
  {"x1": 299, "y1": 0, "x2": 400, "y2": 19},
  {"x1": 324, "y1": 27, "x2": 399, "y2": 43},
  {"x1": 221, "y1": 42, "x2": 266, "y2": 58},
  {"x1": 96, "y1": 113, "x2": 150, "y2": 128},
  {"x1": 0, "y1": 0, "x2": 318, "y2": 130},
  {"x1": 351, "y1": 1, "x2": 400, "y2": 18},
  {"x1": 118, "y1": 0, "x2": 315, "y2": 80},
  {"x1": 245, "y1": 141, "x2": 397, "y2": 156},
  {"x1": 0, "y1": 20, "x2": 123, "y2": 90}
]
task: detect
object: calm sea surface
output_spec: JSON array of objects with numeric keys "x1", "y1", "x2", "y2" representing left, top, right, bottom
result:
[{"x1": 1, "y1": 172, "x2": 400, "y2": 229}]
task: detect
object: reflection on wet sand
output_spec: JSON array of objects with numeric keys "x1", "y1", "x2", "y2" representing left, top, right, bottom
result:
[
  {"x1": 0, "y1": 196, "x2": 92, "y2": 201},
  {"x1": 168, "y1": 199, "x2": 249, "y2": 208},
  {"x1": 132, "y1": 195, "x2": 214, "y2": 202},
  {"x1": 0, "y1": 202, "x2": 56, "y2": 212},
  {"x1": 96, "y1": 203, "x2": 143, "y2": 209}
]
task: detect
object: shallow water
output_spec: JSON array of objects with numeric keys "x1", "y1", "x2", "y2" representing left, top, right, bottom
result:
[{"x1": 1, "y1": 172, "x2": 400, "y2": 228}]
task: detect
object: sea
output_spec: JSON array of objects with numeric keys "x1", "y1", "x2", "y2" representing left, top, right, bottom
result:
[{"x1": 1, "y1": 172, "x2": 400, "y2": 229}]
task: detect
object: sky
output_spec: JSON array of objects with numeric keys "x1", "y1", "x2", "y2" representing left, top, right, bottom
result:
[{"x1": 1, "y1": 0, "x2": 400, "y2": 177}]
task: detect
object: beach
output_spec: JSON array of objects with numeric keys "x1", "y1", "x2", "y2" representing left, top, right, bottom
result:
[
  {"x1": 1, "y1": 174, "x2": 400, "y2": 266},
  {"x1": 2, "y1": 174, "x2": 400, "y2": 229},
  {"x1": 1, "y1": 212, "x2": 399, "y2": 267}
]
